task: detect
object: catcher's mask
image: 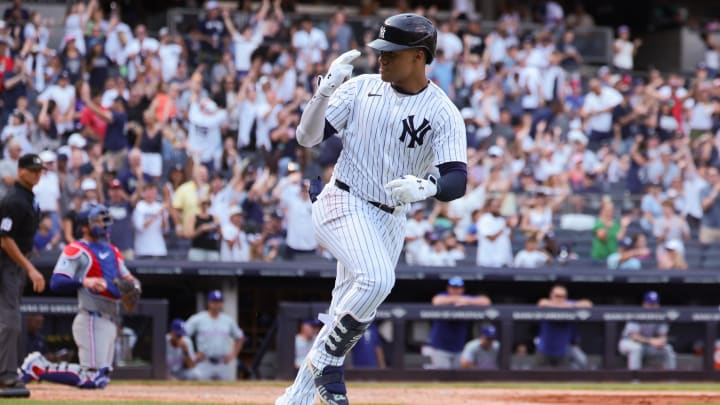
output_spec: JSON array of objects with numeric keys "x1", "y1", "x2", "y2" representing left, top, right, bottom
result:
[{"x1": 79, "y1": 204, "x2": 113, "y2": 240}]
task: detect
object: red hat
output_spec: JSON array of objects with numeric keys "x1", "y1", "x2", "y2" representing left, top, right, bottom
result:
[{"x1": 109, "y1": 179, "x2": 122, "y2": 189}]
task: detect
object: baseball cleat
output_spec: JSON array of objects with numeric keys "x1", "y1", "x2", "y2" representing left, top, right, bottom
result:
[
  {"x1": 18, "y1": 351, "x2": 47, "y2": 382},
  {"x1": 307, "y1": 359, "x2": 349, "y2": 405}
]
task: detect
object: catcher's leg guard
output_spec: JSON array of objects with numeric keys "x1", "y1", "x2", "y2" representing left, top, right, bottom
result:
[{"x1": 29, "y1": 354, "x2": 111, "y2": 389}]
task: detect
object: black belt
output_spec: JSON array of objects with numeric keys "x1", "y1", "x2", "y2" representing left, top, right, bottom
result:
[{"x1": 334, "y1": 180, "x2": 395, "y2": 214}]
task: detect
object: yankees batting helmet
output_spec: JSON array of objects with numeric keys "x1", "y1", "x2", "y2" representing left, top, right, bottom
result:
[{"x1": 368, "y1": 13, "x2": 437, "y2": 64}]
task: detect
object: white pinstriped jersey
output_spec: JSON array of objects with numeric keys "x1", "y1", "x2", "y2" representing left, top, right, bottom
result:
[{"x1": 326, "y1": 74, "x2": 467, "y2": 206}]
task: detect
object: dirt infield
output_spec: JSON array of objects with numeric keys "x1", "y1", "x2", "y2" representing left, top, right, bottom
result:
[{"x1": 26, "y1": 382, "x2": 720, "y2": 404}]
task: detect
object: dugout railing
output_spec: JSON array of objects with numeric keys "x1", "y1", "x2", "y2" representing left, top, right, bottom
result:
[
  {"x1": 19, "y1": 297, "x2": 168, "y2": 380},
  {"x1": 28, "y1": 256, "x2": 720, "y2": 283},
  {"x1": 276, "y1": 303, "x2": 720, "y2": 381}
]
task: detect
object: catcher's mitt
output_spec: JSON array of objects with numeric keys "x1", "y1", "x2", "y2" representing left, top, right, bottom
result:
[{"x1": 114, "y1": 277, "x2": 142, "y2": 313}]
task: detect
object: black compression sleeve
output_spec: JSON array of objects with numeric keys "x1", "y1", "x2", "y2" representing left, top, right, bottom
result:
[
  {"x1": 323, "y1": 119, "x2": 338, "y2": 141},
  {"x1": 434, "y1": 161, "x2": 468, "y2": 202}
]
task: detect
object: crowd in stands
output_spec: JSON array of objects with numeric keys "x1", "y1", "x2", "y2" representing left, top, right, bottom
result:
[{"x1": 0, "y1": 0, "x2": 719, "y2": 271}]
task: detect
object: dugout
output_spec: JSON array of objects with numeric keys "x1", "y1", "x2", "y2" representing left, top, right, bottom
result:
[{"x1": 26, "y1": 256, "x2": 720, "y2": 380}]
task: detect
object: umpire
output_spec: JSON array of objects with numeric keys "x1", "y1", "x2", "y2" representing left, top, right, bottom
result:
[{"x1": 0, "y1": 153, "x2": 46, "y2": 398}]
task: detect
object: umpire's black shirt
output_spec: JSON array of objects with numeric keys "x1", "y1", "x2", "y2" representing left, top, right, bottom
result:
[{"x1": 0, "y1": 182, "x2": 39, "y2": 255}]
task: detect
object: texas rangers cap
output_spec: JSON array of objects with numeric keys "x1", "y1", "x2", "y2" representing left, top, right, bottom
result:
[
  {"x1": 448, "y1": 276, "x2": 464, "y2": 287},
  {"x1": 643, "y1": 291, "x2": 660, "y2": 304},
  {"x1": 171, "y1": 318, "x2": 186, "y2": 336},
  {"x1": 303, "y1": 319, "x2": 322, "y2": 327},
  {"x1": 18, "y1": 153, "x2": 46, "y2": 170},
  {"x1": 208, "y1": 290, "x2": 224, "y2": 302},
  {"x1": 481, "y1": 325, "x2": 497, "y2": 339}
]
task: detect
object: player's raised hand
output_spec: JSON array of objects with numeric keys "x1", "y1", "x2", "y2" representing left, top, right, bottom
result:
[
  {"x1": 317, "y1": 49, "x2": 361, "y2": 97},
  {"x1": 384, "y1": 174, "x2": 438, "y2": 204}
]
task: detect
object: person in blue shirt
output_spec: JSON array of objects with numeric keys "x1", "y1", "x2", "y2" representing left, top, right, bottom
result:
[
  {"x1": 535, "y1": 285, "x2": 591, "y2": 369},
  {"x1": 350, "y1": 322, "x2": 385, "y2": 369},
  {"x1": 426, "y1": 276, "x2": 491, "y2": 369},
  {"x1": 33, "y1": 213, "x2": 61, "y2": 253}
]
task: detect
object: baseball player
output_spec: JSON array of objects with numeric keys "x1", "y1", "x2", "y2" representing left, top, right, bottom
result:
[
  {"x1": 618, "y1": 291, "x2": 676, "y2": 370},
  {"x1": 18, "y1": 204, "x2": 141, "y2": 389},
  {"x1": 184, "y1": 290, "x2": 245, "y2": 381},
  {"x1": 459, "y1": 325, "x2": 500, "y2": 370},
  {"x1": 277, "y1": 13, "x2": 467, "y2": 405}
]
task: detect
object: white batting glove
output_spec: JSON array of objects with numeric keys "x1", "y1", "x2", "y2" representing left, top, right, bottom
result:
[
  {"x1": 384, "y1": 175, "x2": 438, "y2": 204},
  {"x1": 317, "y1": 49, "x2": 361, "y2": 97}
]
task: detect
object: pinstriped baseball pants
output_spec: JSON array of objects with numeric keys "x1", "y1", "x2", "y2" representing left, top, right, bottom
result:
[{"x1": 276, "y1": 184, "x2": 406, "y2": 405}]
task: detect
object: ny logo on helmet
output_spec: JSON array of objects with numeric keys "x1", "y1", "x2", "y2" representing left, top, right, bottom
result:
[
  {"x1": 379, "y1": 26, "x2": 386, "y2": 39},
  {"x1": 399, "y1": 115, "x2": 431, "y2": 148}
]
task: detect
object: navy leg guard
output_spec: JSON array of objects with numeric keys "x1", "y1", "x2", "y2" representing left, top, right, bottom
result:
[
  {"x1": 324, "y1": 313, "x2": 370, "y2": 357},
  {"x1": 308, "y1": 360, "x2": 348, "y2": 405}
]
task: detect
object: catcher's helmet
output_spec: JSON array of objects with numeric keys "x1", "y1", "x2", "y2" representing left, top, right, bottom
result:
[
  {"x1": 368, "y1": 13, "x2": 437, "y2": 64},
  {"x1": 78, "y1": 204, "x2": 113, "y2": 227}
]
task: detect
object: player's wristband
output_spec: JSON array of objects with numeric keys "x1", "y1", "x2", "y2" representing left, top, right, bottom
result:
[{"x1": 433, "y1": 165, "x2": 467, "y2": 202}]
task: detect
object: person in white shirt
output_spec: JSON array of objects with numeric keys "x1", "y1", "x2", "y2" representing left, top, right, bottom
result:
[
  {"x1": 0, "y1": 140, "x2": 21, "y2": 196},
  {"x1": 123, "y1": 24, "x2": 160, "y2": 82},
  {"x1": 682, "y1": 160, "x2": 708, "y2": 229},
  {"x1": 541, "y1": 51, "x2": 566, "y2": 103},
  {"x1": 518, "y1": 62, "x2": 543, "y2": 112},
  {"x1": 1, "y1": 111, "x2": 31, "y2": 158},
  {"x1": 133, "y1": 183, "x2": 168, "y2": 257},
  {"x1": 105, "y1": 10, "x2": 134, "y2": 63},
  {"x1": 580, "y1": 79, "x2": 623, "y2": 148},
  {"x1": 476, "y1": 199, "x2": 513, "y2": 268},
  {"x1": 222, "y1": 6, "x2": 267, "y2": 78},
  {"x1": 514, "y1": 236, "x2": 551, "y2": 268},
  {"x1": 282, "y1": 180, "x2": 317, "y2": 259},
  {"x1": 657, "y1": 75, "x2": 688, "y2": 102},
  {"x1": 254, "y1": 89, "x2": 282, "y2": 152},
  {"x1": 417, "y1": 233, "x2": 457, "y2": 267},
  {"x1": 37, "y1": 71, "x2": 76, "y2": 135},
  {"x1": 404, "y1": 206, "x2": 433, "y2": 265},
  {"x1": 63, "y1": 0, "x2": 90, "y2": 55},
  {"x1": 235, "y1": 75, "x2": 259, "y2": 150},
  {"x1": 447, "y1": 185, "x2": 485, "y2": 244},
  {"x1": 436, "y1": 22, "x2": 463, "y2": 61},
  {"x1": 612, "y1": 26, "x2": 641, "y2": 73},
  {"x1": 158, "y1": 28, "x2": 184, "y2": 83},
  {"x1": 291, "y1": 16, "x2": 328, "y2": 73},
  {"x1": 485, "y1": 23, "x2": 513, "y2": 64},
  {"x1": 187, "y1": 97, "x2": 228, "y2": 168},
  {"x1": 687, "y1": 88, "x2": 718, "y2": 139},
  {"x1": 220, "y1": 206, "x2": 250, "y2": 262},
  {"x1": 33, "y1": 150, "x2": 62, "y2": 233},
  {"x1": 567, "y1": 130, "x2": 600, "y2": 173}
]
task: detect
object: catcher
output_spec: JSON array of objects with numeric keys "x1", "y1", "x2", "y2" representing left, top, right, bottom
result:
[{"x1": 18, "y1": 204, "x2": 141, "y2": 388}]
